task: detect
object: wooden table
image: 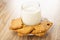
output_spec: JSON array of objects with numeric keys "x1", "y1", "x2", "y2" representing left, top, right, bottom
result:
[{"x1": 0, "y1": 6, "x2": 60, "y2": 40}]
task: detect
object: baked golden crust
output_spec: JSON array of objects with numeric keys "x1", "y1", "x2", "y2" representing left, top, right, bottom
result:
[
  {"x1": 10, "y1": 18, "x2": 23, "y2": 30},
  {"x1": 16, "y1": 26, "x2": 34, "y2": 34},
  {"x1": 34, "y1": 32, "x2": 46, "y2": 37},
  {"x1": 17, "y1": 33, "x2": 24, "y2": 36},
  {"x1": 9, "y1": 18, "x2": 53, "y2": 37},
  {"x1": 40, "y1": 20, "x2": 53, "y2": 31},
  {"x1": 31, "y1": 20, "x2": 53, "y2": 34},
  {"x1": 32, "y1": 25, "x2": 46, "y2": 33}
]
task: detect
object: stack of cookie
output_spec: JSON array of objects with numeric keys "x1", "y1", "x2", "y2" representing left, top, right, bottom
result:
[{"x1": 9, "y1": 18, "x2": 53, "y2": 37}]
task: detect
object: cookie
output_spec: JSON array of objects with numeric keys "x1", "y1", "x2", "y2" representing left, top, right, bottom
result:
[
  {"x1": 17, "y1": 33, "x2": 24, "y2": 36},
  {"x1": 35, "y1": 32, "x2": 46, "y2": 37},
  {"x1": 16, "y1": 26, "x2": 34, "y2": 34},
  {"x1": 41, "y1": 20, "x2": 53, "y2": 30},
  {"x1": 10, "y1": 18, "x2": 23, "y2": 30},
  {"x1": 32, "y1": 20, "x2": 53, "y2": 34},
  {"x1": 32, "y1": 24, "x2": 46, "y2": 34}
]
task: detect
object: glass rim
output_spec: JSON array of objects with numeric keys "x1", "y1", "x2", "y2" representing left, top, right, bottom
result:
[{"x1": 21, "y1": 1, "x2": 40, "y2": 10}]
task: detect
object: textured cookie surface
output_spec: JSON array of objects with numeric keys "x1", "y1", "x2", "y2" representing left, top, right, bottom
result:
[
  {"x1": 16, "y1": 26, "x2": 34, "y2": 34},
  {"x1": 10, "y1": 18, "x2": 23, "y2": 30}
]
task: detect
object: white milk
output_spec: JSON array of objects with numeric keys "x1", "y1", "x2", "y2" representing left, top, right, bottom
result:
[{"x1": 21, "y1": 6, "x2": 41, "y2": 25}]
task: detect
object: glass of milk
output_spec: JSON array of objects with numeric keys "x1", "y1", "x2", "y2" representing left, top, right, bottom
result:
[{"x1": 21, "y1": 1, "x2": 41, "y2": 25}]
